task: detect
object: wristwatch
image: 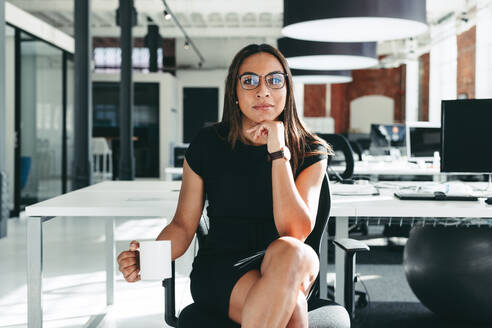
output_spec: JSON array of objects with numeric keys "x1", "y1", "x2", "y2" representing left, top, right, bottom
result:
[{"x1": 269, "y1": 146, "x2": 291, "y2": 162}]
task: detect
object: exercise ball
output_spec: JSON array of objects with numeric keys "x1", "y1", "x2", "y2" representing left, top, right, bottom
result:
[{"x1": 404, "y1": 226, "x2": 492, "y2": 324}]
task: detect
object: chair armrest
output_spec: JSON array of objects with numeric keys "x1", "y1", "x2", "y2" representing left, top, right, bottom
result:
[
  {"x1": 162, "y1": 261, "x2": 178, "y2": 327},
  {"x1": 331, "y1": 238, "x2": 369, "y2": 319},
  {"x1": 333, "y1": 238, "x2": 369, "y2": 253}
]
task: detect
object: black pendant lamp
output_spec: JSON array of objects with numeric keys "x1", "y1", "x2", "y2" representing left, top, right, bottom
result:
[
  {"x1": 291, "y1": 69, "x2": 352, "y2": 84},
  {"x1": 278, "y1": 37, "x2": 377, "y2": 70},
  {"x1": 283, "y1": 0, "x2": 428, "y2": 42}
]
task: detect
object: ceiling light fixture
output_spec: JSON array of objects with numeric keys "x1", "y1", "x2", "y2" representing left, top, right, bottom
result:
[
  {"x1": 163, "y1": 10, "x2": 171, "y2": 20},
  {"x1": 278, "y1": 38, "x2": 377, "y2": 70},
  {"x1": 161, "y1": 0, "x2": 204, "y2": 67},
  {"x1": 283, "y1": 0, "x2": 428, "y2": 42},
  {"x1": 291, "y1": 69, "x2": 352, "y2": 84}
]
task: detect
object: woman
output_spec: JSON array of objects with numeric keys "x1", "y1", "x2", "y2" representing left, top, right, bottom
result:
[{"x1": 117, "y1": 43, "x2": 332, "y2": 328}]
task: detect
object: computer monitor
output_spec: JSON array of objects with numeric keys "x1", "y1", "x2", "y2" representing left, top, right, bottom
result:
[
  {"x1": 441, "y1": 99, "x2": 492, "y2": 174},
  {"x1": 369, "y1": 123, "x2": 406, "y2": 155},
  {"x1": 406, "y1": 122, "x2": 441, "y2": 162}
]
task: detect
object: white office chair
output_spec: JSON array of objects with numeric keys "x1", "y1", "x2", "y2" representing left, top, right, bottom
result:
[{"x1": 92, "y1": 138, "x2": 113, "y2": 183}]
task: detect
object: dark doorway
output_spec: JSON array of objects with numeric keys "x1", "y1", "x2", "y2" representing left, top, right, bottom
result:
[
  {"x1": 92, "y1": 82, "x2": 160, "y2": 178},
  {"x1": 183, "y1": 88, "x2": 219, "y2": 142}
]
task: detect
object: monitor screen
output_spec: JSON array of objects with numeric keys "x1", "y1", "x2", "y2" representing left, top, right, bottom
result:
[
  {"x1": 441, "y1": 99, "x2": 492, "y2": 173},
  {"x1": 370, "y1": 123, "x2": 406, "y2": 149},
  {"x1": 407, "y1": 125, "x2": 441, "y2": 159}
]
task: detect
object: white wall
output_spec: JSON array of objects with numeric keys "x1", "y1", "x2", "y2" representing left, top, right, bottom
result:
[
  {"x1": 429, "y1": 21, "x2": 457, "y2": 124},
  {"x1": 476, "y1": 0, "x2": 492, "y2": 98},
  {"x1": 5, "y1": 29, "x2": 15, "y2": 210},
  {"x1": 175, "y1": 37, "x2": 273, "y2": 69},
  {"x1": 92, "y1": 72, "x2": 178, "y2": 178},
  {"x1": 350, "y1": 95, "x2": 394, "y2": 133},
  {"x1": 292, "y1": 81, "x2": 304, "y2": 117}
]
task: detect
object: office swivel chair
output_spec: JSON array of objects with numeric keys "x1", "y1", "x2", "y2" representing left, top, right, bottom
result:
[
  {"x1": 162, "y1": 174, "x2": 369, "y2": 328},
  {"x1": 348, "y1": 141, "x2": 363, "y2": 162},
  {"x1": 317, "y1": 134, "x2": 355, "y2": 183}
]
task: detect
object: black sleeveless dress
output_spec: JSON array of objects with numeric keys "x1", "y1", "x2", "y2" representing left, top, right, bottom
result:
[{"x1": 184, "y1": 122, "x2": 327, "y2": 317}]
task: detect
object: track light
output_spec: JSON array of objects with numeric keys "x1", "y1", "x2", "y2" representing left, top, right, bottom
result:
[
  {"x1": 164, "y1": 9, "x2": 171, "y2": 20},
  {"x1": 184, "y1": 40, "x2": 190, "y2": 50}
]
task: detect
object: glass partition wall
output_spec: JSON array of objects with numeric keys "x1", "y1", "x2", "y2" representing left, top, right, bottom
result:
[{"x1": 13, "y1": 29, "x2": 74, "y2": 214}]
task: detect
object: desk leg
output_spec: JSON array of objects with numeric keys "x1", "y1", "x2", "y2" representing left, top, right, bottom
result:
[
  {"x1": 335, "y1": 216, "x2": 349, "y2": 306},
  {"x1": 105, "y1": 217, "x2": 115, "y2": 305},
  {"x1": 27, "y1": 217, "x2": 49, "y2": 328}
]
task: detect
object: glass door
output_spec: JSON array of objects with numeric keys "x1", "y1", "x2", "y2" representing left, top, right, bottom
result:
[{"x1": 18, "y1": 32, "x2": 63, "y2": 207}]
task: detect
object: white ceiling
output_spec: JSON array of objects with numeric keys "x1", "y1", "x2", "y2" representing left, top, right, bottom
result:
[
  {"x1": 5, "y1": 0, "x2": 479, "y2": 68},
  {"x1": 7, "y1": 0, "x2": 284, "y2": 38},
  {"x1": 7, "y1": 0, "x2": 474, "y2": 39}
]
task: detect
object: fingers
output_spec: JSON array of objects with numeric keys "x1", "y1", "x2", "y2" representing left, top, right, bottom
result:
[
  {"x1": 123, "y1": 265, "x2": 140, "y2": 282},
  {"x1": 118, "y1": 251, "x2": 139, "y2": 270},
  {"x1": 117, "y1": 240, "x2": 142, "y2": 283},
  {"x1": 117, "y1": 250, "x2": 137, "y2": 263}
]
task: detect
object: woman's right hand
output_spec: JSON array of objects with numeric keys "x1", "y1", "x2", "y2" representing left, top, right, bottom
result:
[{"x1": 117, "y1": 240, "x2": 141, "y2": 282}]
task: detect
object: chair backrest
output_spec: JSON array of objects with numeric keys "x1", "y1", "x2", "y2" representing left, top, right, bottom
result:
[
  {"x1": 317, "y1": 133, "x2": 355, "y2": 180},
  {"x1": 349, "y1": 140, "x2": 363, "y2": 161},
  {"x1": 304, "y1": 174, "x2": 331, "y2": 257}
]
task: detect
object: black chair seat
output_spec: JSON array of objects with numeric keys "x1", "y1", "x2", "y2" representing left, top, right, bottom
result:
[{"x1": 177, "y1": 300, "x2": 350, "y2": 328}]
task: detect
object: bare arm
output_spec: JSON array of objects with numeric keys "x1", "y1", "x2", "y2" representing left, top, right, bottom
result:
[
  {"x1": 156, "y1": 158, "x2": 205, "y2": 260},
  {"x1": 117, "y1": 158, "x2": 204, "y2": 282},
  {"x1": 272, "y1": 158, "x2": 327, "y2": 241}
]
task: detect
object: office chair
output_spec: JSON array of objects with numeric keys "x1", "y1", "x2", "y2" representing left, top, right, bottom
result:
[
  {"x1": 317, "y1": 134, "x2": 355, "y2": 183},
  {"x1": 162, "y1": 174, "x2": 369, "y2": 328},
  {"x1": 348, "y1": 141, "x2": 363, "y2": 161}
]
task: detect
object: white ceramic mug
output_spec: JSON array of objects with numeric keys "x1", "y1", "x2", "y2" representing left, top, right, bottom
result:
[{"x1": 139, "y1": 240, "x2": 172, "y2": 280}]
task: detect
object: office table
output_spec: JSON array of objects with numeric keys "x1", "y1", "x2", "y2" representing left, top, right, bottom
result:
[
  {"x1": 331, "y1": 160, "x2": 443, "y2": 181},
  {"x1": 165, "y1": 161, "x2": 443, "y2": 182},
  {"x1": 25, "y1": 181, "x2": 181, "y2": 328},
  {"x1": 325, "y1": 181, "x2": 492, "y2": 311},
  {"x1": 25, "y1": 181, "x2": 492, "y2": 326}
]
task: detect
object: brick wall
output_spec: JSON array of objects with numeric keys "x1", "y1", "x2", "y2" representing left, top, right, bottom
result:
[
  {"x1": 330, "y1": 66, "x2": 406, "y2": 133},
  {"x1": 457, "y1": 26, "x2": 476, "y2": 99},
  {"x1": 303, "y1": 84, "x2": 326, "y2": 117},
  {"x1": 419, "y1": 53, "x2": 430, "y2": 121}
]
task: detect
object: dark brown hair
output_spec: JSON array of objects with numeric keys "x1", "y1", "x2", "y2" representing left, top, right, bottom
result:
[{"x1": 221, "y1": 43, "x2": 333, "y2": 175}]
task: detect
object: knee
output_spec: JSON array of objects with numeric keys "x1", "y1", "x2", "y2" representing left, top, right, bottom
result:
[{"x1": 263, "y1": 237, "x2": 319, "y2": 278}]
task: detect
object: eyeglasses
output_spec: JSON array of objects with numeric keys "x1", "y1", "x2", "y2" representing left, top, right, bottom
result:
[{"x1": 238, "y1": 72, "x2": 288, "y2": 90}]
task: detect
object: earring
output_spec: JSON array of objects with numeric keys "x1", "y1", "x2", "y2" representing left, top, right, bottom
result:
[{"x1": 235, "y1": 100, "x2": 239, "y2": 105}]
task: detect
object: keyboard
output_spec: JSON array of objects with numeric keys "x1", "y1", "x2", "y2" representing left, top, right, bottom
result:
[{"x1": 394, "y1": 191, "x2": 478, "y2": 201}]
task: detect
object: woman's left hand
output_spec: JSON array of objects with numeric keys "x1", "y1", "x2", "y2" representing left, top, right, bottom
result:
[{"x1": 246, "y1": 121, "x2": 285, "y2": 153}]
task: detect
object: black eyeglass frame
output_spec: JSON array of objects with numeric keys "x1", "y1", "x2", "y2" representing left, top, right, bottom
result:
[{"x1": 237, "y1": 72, "x2": 289, "y2": 90}]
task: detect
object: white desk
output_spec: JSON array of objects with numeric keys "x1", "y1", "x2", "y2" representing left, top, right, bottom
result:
[
  {"x1": 331, "y1": 160, "x2": 442, "y2": 181},
  {"x1": 166, "y1": 161, "x2": 443, "y2": 182},
  {"x1": 25, "y1": 181, "x2": 492, "y2": 326},
  {"x1": 326, "y1": 181, "x2": 492, "y2": 306},
  {"x1": 164, "y1": 167, "x2": 183, "y2": 181},
  {"x1": 25, "y1": 181, "x2": 181, "y2": 328}
]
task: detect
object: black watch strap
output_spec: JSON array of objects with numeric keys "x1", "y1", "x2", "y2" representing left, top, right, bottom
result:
[{"x1": 269, "y1": 149, "x2": 284, "y2": 161}]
